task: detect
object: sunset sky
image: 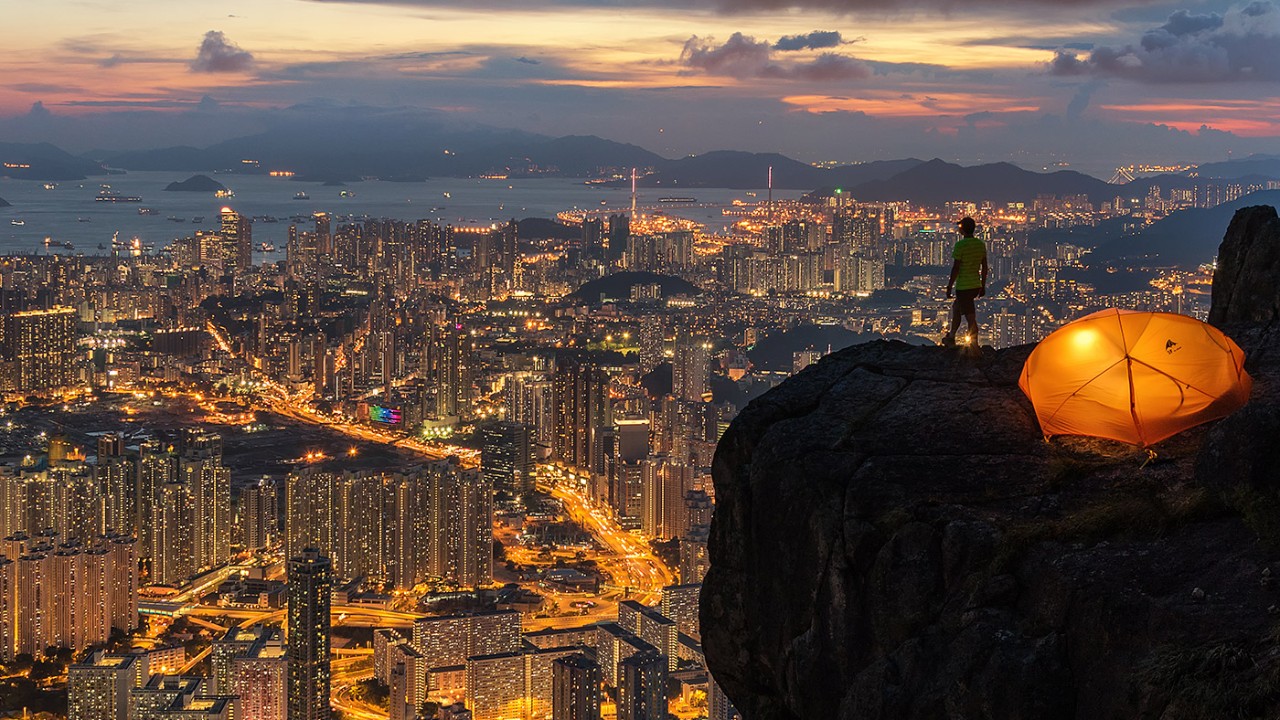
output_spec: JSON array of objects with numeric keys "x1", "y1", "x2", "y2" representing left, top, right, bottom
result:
[{"x1": 5, "y1": 0, "x2": 1280, "y2": 175}]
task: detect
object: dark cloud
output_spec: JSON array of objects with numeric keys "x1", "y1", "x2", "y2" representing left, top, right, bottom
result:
[
  {"x1": 514, "y1": 56, "x2": 542, "y2": 65},
  {"x1": 191, "y1": 31, "x2": 254, "y2": 73},
  {"x1": 775, "y1": 30, "x2": 844, "y2": 51},
  {"x1": 681, "y1": 32, "x2": 869, "y2": 80},
  {"x1": 1048, "y1": 2, "x2": 1280, "y2": 82}
]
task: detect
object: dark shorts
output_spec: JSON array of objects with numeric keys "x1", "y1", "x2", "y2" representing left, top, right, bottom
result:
[{"x1": 954, "y1": 288, "x2": 980, "y2": 315}]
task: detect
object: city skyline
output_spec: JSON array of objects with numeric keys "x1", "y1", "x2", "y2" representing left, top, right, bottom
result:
[{"x1": 4, "y1": 0, "x2": 1280, "y2": 172}]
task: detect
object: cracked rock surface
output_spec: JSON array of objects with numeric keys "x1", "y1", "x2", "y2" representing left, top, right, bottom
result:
[{"x1": 702, "y1": 206, "x2": 1280, "y2": 720}]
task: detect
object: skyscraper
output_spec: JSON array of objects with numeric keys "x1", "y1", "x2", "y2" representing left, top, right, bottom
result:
[
  {"x1": 220, "y1": 207, "x2": 253, "y2": 276},
  {"x1": 181, "y1": 430, "x2": 231, "y2": 573},
  {"x1": 671, "y1": 332, "x2": 710, "y2": 403},
  {"x1": 480, "y1": 421, "x2": 532, "y2": 498},
  {"x1": 553, "y1": 354, "x2": 609, "y2": 472},
  {"x1": 68, "y1": 651, "x2": 137, "y2": 720},
  {"x1": 4, "y1": 306, "x2": 77, "y2": 394},
  {"x1": 239, "y1": 477, "x2": 278, "y2": 551},
  {"x1": 616, "y1": 651, "x2": 667, "y2": 720},
  {"x1": 287, "y1": 547, "x2": 331, "y2": 720},
  {"x1": 552, "y1": 653, "x2": 601, "y2": 720}
]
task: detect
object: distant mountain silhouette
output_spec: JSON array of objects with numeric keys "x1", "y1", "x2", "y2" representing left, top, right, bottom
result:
[
  {"x1": 1097, "y1": 189, "x2": 1280, "y2": 265},
  {"x1": 571, "y1": 271, "x2": 700, "y2": 302},
  {"x1": 842, "y1": 158, "x2": 1114, "y2": 205},
  {"x1": 0, "y1": 142, "x2": 106, "y2": 181},
  {"x1": 104, "y1": 117, "x2": 661, "y2": 180},
  {"x1": 163, "y1": 174, "x2": 226, "y2": 192},
  {"x1": 516, "y1": 217, "x2": 578, "y2": 241},
  {"x1": 0, "y1": 197, "x2": 9, "y2": 208},
  {"x1": 1195, "y1": 154, "x2": 1280, "y2": 180}
]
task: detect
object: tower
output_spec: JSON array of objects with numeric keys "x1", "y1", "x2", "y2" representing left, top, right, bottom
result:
[
  {"x1": 553, "y1": 653, "x2": 601, "y2": 720},
  {"x1": 287, "y1": 547, "x2": 331, "y2": 720},
  {"x1": 220, "y1": 206, "x2": 253, "y2": 275}
]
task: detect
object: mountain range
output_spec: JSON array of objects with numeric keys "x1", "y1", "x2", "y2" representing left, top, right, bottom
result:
[{"x1": 2, "y1": 115, "x2": 1279, "y2": 206}]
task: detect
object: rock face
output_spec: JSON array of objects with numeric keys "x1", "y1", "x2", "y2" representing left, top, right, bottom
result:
[{"x1": 703, "y1": 205, "x2": 1280, "y2": 719}]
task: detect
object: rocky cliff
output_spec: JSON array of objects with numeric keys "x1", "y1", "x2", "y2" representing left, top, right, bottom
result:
[{"x1": 703, "y1": 205, "x2": 1280, "y2": 719}]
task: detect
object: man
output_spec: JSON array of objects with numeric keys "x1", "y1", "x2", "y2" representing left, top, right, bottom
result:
[{"x1": 943, "y1": 216, "x2": 988, "y2": 346}]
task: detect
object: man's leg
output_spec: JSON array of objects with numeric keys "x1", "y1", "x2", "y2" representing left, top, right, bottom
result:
[
  {"x1": 964, "y1": 312, "x2": 978, "y2": 342},
  {"x1": 944, "y1": 301, "x2": 961, "y2": 343}
]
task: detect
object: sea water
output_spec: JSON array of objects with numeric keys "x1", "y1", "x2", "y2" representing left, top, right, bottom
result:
[{"x1": 0, "y1": 172, "x2": 798, "y2": 258}]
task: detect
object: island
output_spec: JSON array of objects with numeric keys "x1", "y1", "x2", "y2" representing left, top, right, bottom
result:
[
  {"x1": 0, "y1": 196, "x2": 9, "y2": 208},
  {"x1": 163, "y1": 174, "x2": 227, "y2": 192}
]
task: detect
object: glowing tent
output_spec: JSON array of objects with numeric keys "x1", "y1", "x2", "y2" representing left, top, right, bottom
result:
[{"x1": 1018, "y1": 309, "x2": 1251, "y2": 446}]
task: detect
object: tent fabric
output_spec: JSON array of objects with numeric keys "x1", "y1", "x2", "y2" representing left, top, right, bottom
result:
[{"x1": 1018, "y1": 309, "x2": 1252, "y2": 446}]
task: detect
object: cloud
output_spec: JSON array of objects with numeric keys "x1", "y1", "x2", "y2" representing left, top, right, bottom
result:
[
  {"x1": 775, "y1": 30, "x2": 844, "y2": 51},
  {"x1": 681, "y1": 32, "x2": 869, "y2": 81},
  {"x1": 514, "y1": 56, "x2": 542, "y2": 65},
  {"x1": 191, "y1": 31, "x2": 254, "y2": 73},
  {"x1": 1048, "y1": 2, "x2": 1280, "y2": 82}
]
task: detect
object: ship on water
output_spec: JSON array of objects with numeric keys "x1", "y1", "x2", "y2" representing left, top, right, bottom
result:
[
  {"x1": 658, "y1": 196, "x2": 697, "y2": 204},
  {"x1": 96, "y1": 189, "x2": 142, "y2": 202}
]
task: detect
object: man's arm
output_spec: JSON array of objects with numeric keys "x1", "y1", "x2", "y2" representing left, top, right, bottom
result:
[{"x1": 947, "y1": 259, "x2": 959, "y2": 298}]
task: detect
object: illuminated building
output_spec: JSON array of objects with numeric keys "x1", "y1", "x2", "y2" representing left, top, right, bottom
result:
[
  {"x1": 552, "y1": 355, "x2": 609, "y2": 472},
  {"x1": 616, "y1": 651, "x2": 666, "y2": 720},
  {"x1": 238, "y1": 477, "x2": 278, "y2": 551},
  {"x1": 97, "y1": 435, "x2": 134, "y2": 536},
  {"x1": 640, "y1": 457, "x2": 691, "y2": 541},
  {"x1": 617, "y1": 601, "x2": 677, "y2": 671},
  {"x1": 465, "y1": 650, "x2": 524, "y2": 720},
  {"x1": 180, "y1": 431, "x2": 231, "y2": 573},
  {"x1": 707, "y1": 676, "x2": 742, "y2": 720},
  {"x1": 137, "y1": 439, "x2": 176, "y2": 563},
  {"x1": 507, "y1": 373, "x2": 554, "y2": 448},
  {"x1": 153, "y1": 481, "x2": 195, "y2": 585},
  {"x1": 0, "y1": 556, "x2": 11, "y2": 660},
  {"x1": 69, "y1": 651, "x2": 137, "y2": 720},
  {"x1": 287, "y1": 547, "x2": 331, "y2": 720},
  {"x1": 220, "y1": 207, "x2": 253, "y2": 276},
  {"x1": 413, "y1": 610, "x2": 521, "y2": 670},
  {"x1": 659, "y1": 584, "x2": 702, "y2": 640},
  {"x1": 373, "y1": 628, "x2": 408, "y2": 684},
  {"x1": 212, "y1": 626, "x2": 287, "y2": 720},
  {"x1": 480, "y1": 421, "x2": 533, "y2": 497},
  {"x1": 16, "y1": 545, "x2": 54, "y2": 655},
  {"x1": 594, "y1": 624, "x2": 655, "y2": 688},
  {"x1": 285, "y1": 468, "x2": 335, "y2": 560},
  {"x1": 679, "y1": 526, "x2": 709, "y2": 585},
  {"x1": 428, "y1": 462, "x2": 494, "y2": 587},
  {"x1": 552, "y1": 653, "x2": 601, "y2": 720},
  {"x1": 3, "y1": 306, "x2": 77, "y2": 393}
]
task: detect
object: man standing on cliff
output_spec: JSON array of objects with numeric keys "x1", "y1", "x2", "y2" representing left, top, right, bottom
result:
[{"x1": 943, "y1": 216, "x2": 988, "y2": 346}]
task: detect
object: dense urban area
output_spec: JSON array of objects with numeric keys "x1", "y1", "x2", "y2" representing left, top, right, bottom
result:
[{"x1": 0, "y1": 157, "x2": 1263, "y2": 720}]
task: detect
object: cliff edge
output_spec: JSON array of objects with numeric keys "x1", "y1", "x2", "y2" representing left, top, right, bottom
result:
[{"x1": 703, "y1": 205, "x2": 1280, "y2": 719}]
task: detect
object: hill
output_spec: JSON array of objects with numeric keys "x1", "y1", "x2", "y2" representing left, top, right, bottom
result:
[
  {"x1": 614, "y1": 153, "x2": 923, "y2": 190},
  {"x1": 0, "y1": 142, "x2": 106, "y2": 181},
  {"x1": 1097, "y1": 190, "x2": 1280, "y2": 265},
  {"x1": 0, "y1": 197, "x2": 9, "y2": 208},
  {"x1": 844, "y1": 158, "x2": 1113, "y2": 205},
  {"x1": 1196, "y1": 154, "x2": 1280, "y2": 180},
  {"x1": 163, "y1": 174, "x2": 227, "y2": 192},
  {"x1": 704, "y1": 206, "x2": 1280, "y2": 720},
  {"x1": 570, "y1": 272, "x2": 700, "y2": 303},
  {"x1": 105, "y1": 118, "x2": 663, "y2": 180}
]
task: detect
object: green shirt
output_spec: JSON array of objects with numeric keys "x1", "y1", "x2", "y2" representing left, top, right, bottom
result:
[{"x1": 952, "y1": 236, "x2": 987, "y2": 291}]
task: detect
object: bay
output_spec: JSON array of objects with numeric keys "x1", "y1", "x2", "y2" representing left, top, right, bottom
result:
[{"x1": 0, "y1": 173, "x2": 800, "y2": 258}]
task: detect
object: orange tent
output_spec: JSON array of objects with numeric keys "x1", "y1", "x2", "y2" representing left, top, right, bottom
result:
[{"x1": 1018, "y1": 309, "x2": 1251, "y2": 446}]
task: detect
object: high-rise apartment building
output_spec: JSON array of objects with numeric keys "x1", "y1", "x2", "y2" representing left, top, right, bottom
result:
[
  {"x1": 68, "y1": 651, "x2": 137, "y2": 720},
  {"x1": 640, "y1": 457, "x2": 691, "y2": 541},
  {"x1": 480, "y1": 421, "x2": 533, "y2": 497},
  {"x1": 220, "y1": 207, "x2": 253, "y2": 276},
  {"x1": 616, "y1": 651, "x2": 667, "y2": 720},
  {"x1": 553, "y1": 355, "x2": 609, "y2": 472},
  {"x1": 4, "y1": 306, "x2": 77, "y2": 394},
  {"x1": 287, "y1": 547, "x2": 331, "y2": 720},
  {"x1": 181, "y1": 431, "x2": 232, "y2": 573},
  {"x1": 239, "y1": 477, "x2": 278, "y2": 551},
  {"x1": 552, "y1": 653, "x2": 601, "y2": 720},
  {"x1": 671, "y1": 332, "x2": 710, "y2": 403}
]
